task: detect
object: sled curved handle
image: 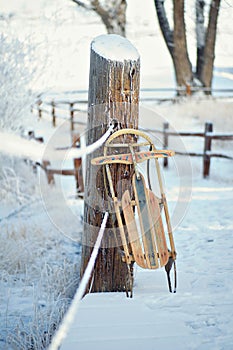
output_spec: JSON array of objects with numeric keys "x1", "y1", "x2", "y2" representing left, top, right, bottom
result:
[{"x1": 105, "y1": 128, "x2": 155, "y2": 147}]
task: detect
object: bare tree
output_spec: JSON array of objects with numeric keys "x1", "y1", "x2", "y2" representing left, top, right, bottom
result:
[
  {"x1": 154, "y1": 0, "x2": 221, "y2": 95},
  {"x1": 72, "y1": 0, "x2": 127, "y2": 37}
]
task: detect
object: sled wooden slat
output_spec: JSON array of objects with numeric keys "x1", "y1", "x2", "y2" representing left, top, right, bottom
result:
[
  {"x1": 147, "y1": 189, "x2": 169, "y2": 267},
  {"x1": 133, "y1": 174, "x2": 159, "y2": 269},
  {"x1": 106, "y1": 141, "x2": 150, "y2": 148},
  {"x1": 122, "y1": 190, "x2": 148, "y2": 269}
]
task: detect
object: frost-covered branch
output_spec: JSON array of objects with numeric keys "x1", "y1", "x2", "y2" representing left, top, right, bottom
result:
[
  {"x1": 71, "y1": 0, "x2": 93, "y2": 10},
  {"x1": 0, "y1": 34, "x2": 36, "y2": 131}
]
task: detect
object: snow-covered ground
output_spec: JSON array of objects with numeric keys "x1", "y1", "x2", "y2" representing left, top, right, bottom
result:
[{"x1": 0, "y1": 0, "x2": 233, "y2": 349}]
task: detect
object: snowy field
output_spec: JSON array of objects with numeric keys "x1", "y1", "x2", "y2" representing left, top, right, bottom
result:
[{"x1": 0, "y1": 0, "x2": 233, "y2": 349}]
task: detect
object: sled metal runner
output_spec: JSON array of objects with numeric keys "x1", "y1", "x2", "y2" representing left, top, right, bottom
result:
[{"x1": 91, "y1": 128, "x2": 177, "y2": 296}]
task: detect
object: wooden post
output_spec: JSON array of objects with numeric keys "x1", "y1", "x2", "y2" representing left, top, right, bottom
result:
[
  {"x1": 81, "y1": 34, "x2": 140, "y2": 294},
  {"x1": 52, "y1": 101, "x2": 56, "y2": 127},
  {"x1": 163, "y1": 122, "x2": 169, "y2": 167},
  {"x1": 72, "y1": 133, "x2": 84, "y2": 195},
  {"x1": 70, "y1": 102, "x2": 74, "y2": 131},
  {"x1": 37, "y1": 99, "x2": 42, "y2": 119},
  {"x1": 185, "y1": 83, "x2": 191, "y2": 96},
  {"x1": 203, "y1": 122, "x2": 213, "y2": 178},
  {"x1": 42, "y1": 160, "x2": 55, "y2": 184}
]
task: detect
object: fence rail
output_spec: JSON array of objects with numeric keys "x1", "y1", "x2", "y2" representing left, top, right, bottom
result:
[
  {"x1": 32, "y1": 87, "x2": 233, "y2": 132},
  {"x1": 32, "y1": 99, "x2": 87, "y2": 130},
  {"x1": 145, "y1": 122, "x2": 233, "y2": 178},
  {"x1": 31, "y1": 93, "x2": 233, "y2": 179}
]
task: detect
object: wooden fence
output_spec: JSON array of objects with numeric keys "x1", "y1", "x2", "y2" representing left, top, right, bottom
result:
[
  {"x1": 27, "y1": 130, "x2": 84, "y2": 197},
  {"x1": 144, "y1": 122, "x2": 233, "y2": 178},
  {"x1": 33, "y1": 98, "x2": 87, "y2": 130},
  {"x1": 32, "y1": 87, "x2": 233, "y2": 129},
  {"x1": 31, "y1": 98, "x2": 233, "y2": 179}
]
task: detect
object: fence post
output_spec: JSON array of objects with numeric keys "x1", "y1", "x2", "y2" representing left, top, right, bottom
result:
[
  {"x1": 52, "y1": 101, "x2": 56, "y2": 127},
  {"x1": 42, "y1": 160, "x2": 55, "y2": 184},
  {"x1": 37, "y1": 99, "x2": 42, "y2": 119},
  {"x1": 163, "y1": 122, "x2": 169, "y2": 167},
  {"x1": 72, "y1": 133, "x2": 84, "y2": 196},
  {"x1": 203, "y1": 122, "x2": 213, "y2": 178},
  {"x1": 81, "y1": 34, "x2": 140, "y2": 294},
  {"x1": 70, "y1": 102, "x2": 74, "y2": 131}
]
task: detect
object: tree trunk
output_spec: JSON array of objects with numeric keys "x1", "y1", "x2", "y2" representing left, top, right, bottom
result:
[
  {"x1": 81, "y1": 34, "x2": 140, "y2": 294},
  {"x1": 173, "y1": 0, "x2": 193, "y2": 91},
  {"x1": 154, "y1": 0, "x2": 193, "y2": 94},
  {"x1": 199, "y1": 0, "x2": 221, "y2": 91},
  {"x1": 196, "y1": 0, "x2": 206, "y2": 78},
  {"x1": 154, "y1": 0, "x2": 174, "y2": 58}
]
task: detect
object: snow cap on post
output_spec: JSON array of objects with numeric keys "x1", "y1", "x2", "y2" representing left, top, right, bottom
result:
[
  {"x1": 91, "y1": 34, "x2": 140, "y2": 62},
  {"x1": 88, "y1": 34, "x2": 140, "y2": 108}
]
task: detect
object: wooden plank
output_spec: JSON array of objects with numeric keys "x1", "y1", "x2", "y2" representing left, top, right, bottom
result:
[
  {"x1": 122, "y1": 190, "x2": 148, "y2": 268},
  {"x1": 147, "y1": 189, "x2": 169, "y2": 267},
  {"x1": 47, "y1": 169, "x2": 75, "y2": 176},
  {"x1": 133, "y1": 174, "x2": 159, "y2": 269},
  {"x1": 209, "y1": 133, "x2": 233, "y2": 140}
]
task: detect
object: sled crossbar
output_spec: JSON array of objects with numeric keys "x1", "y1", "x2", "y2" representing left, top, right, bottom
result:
[{"x1": 91, "y1": 150, "x2": 175, "y2": 165}]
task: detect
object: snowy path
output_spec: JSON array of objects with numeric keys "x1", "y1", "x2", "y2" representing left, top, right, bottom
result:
[
  {"x1": 60, "y1": 291, "x2": 190, "y2": 350},
  {"x1": 59, "y1": 180, "x2": 233, "y2": 350}
]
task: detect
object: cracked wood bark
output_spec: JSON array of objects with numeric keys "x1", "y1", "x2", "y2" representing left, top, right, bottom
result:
[{"x1": 80, "y1": 34, "x2": 140, "y2": 293}]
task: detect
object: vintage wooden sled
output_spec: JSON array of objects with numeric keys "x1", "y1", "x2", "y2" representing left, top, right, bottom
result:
[{"x1": 91, "y1": 128, "x2": 177, "y2": 297}]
